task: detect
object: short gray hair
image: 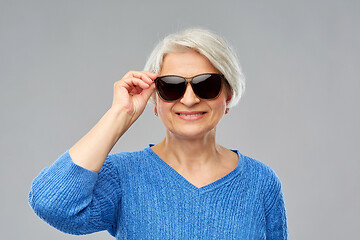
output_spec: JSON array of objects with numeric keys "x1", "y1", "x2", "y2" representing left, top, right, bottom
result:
[{"x1": 144, "y1": 28, "x2": 245, "y2": 107}]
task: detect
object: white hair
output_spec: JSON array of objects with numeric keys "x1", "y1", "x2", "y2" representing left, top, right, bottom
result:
[{"x1": 144, "y1": 28, "x2": 245, "y2": 107}]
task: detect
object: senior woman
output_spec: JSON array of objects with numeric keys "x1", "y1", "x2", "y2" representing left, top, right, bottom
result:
[{"x1": 29, "y1": 28, "x2": 288, "y2": 239}]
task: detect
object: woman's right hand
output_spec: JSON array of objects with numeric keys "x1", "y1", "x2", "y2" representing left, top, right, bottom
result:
[{"x1": 112, "y1": 71, "x2": 158, "y2": 123}]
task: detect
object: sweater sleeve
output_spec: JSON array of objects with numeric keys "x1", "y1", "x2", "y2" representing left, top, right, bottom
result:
[
  {"x1": 28, "y1": 151, "x2": 121, "y2": 236},
  {"x1": 264, "y1": 169, "x2": 288, "y2": 240}
]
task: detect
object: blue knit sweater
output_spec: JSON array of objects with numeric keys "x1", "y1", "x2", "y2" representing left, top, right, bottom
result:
[{"x1": 29, "y1": 146, "x2": 288, "y2": 239}]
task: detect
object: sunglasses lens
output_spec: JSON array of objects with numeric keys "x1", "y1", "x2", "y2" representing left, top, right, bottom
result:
[
  {"x1": 192, "y1": 74, "x2": 222, "y2": 99},
  {"x1": 156, "y1": 76, "x2": 186, "y2": 101},
  {"x1": 155, "y1": 74, "x2": 223, "y2": 101}
]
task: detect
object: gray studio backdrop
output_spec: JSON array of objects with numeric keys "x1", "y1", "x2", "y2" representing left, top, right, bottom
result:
[{"x1": 1, "y1": 0, "x2": 359, "y2": 239}]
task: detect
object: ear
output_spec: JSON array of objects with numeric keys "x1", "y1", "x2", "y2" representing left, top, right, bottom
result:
[
  {"x1": 154, "y1": 105, "x2": 158, "y2": 115},
  {"x1": 225, "y1": 89, "x2": 233, "y2": 105}
]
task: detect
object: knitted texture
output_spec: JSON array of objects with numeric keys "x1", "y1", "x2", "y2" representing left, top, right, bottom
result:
[{"x1": 29, "y1": 146, "x2": 288, "y2": 239}]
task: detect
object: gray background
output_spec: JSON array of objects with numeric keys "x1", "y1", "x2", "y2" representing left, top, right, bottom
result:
[{"x1": 1, "y1": 0, "x2": 359, "y2": 239}]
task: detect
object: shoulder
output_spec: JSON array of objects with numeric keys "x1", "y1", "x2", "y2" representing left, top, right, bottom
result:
[
  {"x1": 101, "y1": 146, "x2": 156, "y2": 174},
  {"x1": 106, "y1": 146, "x2": 154, "y2": 163},
  {"x1": 237, "y1": 152, "x2": 284, "y2": 212},
  {"x1": 236, "y1": 151, "x2": 282, "y2": 194},
  {"x1": 239, "y1": 152, "x2": 281, "y2": 183}
]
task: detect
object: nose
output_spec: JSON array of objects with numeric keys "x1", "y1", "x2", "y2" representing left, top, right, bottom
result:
[{"x1": 180, "y1": 82, "x2": 200, "y2": 106}]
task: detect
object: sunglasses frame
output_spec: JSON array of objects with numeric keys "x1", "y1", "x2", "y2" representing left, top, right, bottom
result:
[{"x1": 153, "y1": 73, "x2": 226, "y2": 102}]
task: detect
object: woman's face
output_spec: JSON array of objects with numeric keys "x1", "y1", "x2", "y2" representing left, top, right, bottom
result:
[{"x1": 155, "y1": 50, "x2": 232, "y2": 140}]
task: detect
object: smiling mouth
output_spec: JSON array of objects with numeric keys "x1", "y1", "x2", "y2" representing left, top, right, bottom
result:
[{"x1": 176, "y1": 112, "x2": 206, "y2": 117}]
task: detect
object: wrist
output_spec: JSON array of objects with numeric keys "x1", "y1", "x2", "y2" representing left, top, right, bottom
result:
[{"x1": 106, "y1": 106, "x2": 134, "y2": 135}]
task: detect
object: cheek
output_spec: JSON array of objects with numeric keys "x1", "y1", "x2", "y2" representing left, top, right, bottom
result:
[
  {"x1": 216, "y1": 91, "x2": 230, "y2": 108},
  {"x1": 156, "y1": 97, "x2": 173, "y2": 116},
  {"x1": 216, "y1": 102, "x2": 227, "y2": 114},
  {"x1": 155, "y1": 95, "x2": 165, "y2": 113}
]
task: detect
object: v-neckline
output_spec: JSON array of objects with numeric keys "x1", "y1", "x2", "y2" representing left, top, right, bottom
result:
[{"x1": 146, "y1": 145, "x2": 245, "y2": 194}]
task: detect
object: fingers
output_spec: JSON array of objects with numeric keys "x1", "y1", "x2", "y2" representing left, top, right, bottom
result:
[
  {"x1": 139, "y1": 83, "x2": 156, "y2": 101},
  {"x1": 112, "y1": 70, "x2": 157, "y2": 106},
  {"x1": 120, "y1": 71, "x2": 157, "y2": 92},
  {"x1": 122, "y1": 77, "x2": 151, "y2": 91},
  {"x1": 142, "y1": 71, "x2": 159, "y2": 80},
  {"x1": 124, "y1": 71, "x2": 158, "y2": 84}
]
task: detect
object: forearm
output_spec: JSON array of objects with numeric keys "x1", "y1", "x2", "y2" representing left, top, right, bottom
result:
[
  {"x1": 69, "y1": 107, "x2": 133, "y2": 172},
  {"x1": 29, "y1": 151, "x2": 120, "y2": 235},
  {"x1": 69, "y1": 71, "x2": 156, "y2": 172}
]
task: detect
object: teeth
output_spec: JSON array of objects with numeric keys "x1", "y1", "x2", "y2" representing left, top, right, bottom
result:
[{"x1": 178, "y1": 113, "x2": 203, "y2": 117}]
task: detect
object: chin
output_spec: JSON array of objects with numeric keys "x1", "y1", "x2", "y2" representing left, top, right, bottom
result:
[{"x1": 169, "y1": 126, "x2": 216, "y2": 140}]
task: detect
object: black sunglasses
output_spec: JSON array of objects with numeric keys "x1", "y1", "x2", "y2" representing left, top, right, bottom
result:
[{"x1": 153, "y1": 73, "x2": 225, "y2": 102}]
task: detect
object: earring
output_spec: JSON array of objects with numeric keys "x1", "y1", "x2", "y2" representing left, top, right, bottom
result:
[
  {"x1": 154, "y1": 112, "x2": 158, "y2": 116},
  {"x1": 225, "y1": 108, "x2": 229, "y2": 114}
]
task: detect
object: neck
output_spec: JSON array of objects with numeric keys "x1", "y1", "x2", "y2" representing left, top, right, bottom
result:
[{"x1": 156, "y1": 129, "x2": 226, "y2": 169}]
